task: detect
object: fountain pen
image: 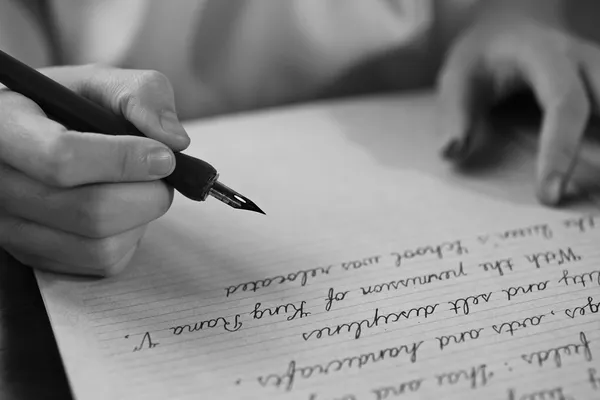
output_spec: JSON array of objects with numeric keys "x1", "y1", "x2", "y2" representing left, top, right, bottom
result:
[{"x1": 0, "y1": 49, "x2": 264, "y2": 214}]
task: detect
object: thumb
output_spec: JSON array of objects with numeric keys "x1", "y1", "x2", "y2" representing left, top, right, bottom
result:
[{"x1": 42, "y1": 65, "x2": 191, "y2": 152}]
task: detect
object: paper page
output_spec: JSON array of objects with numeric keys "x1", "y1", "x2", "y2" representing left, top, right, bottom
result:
[{"x1": 35, "y1": 93, "x2": 600, "y2": 400}]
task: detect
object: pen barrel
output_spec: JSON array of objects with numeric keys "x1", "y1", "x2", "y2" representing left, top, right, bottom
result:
[{"x1": 166, "y1": 153, "x2": 218, "y2": 201}]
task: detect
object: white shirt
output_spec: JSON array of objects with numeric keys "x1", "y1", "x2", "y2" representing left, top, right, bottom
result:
[{"x1": 20, "y1": 0, "x2": 479, "y2": 118}]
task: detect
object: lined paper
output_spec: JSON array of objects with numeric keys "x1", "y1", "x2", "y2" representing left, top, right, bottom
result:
[{"x1": 35, "y1": 94, "x2": 600, "y2": 399}]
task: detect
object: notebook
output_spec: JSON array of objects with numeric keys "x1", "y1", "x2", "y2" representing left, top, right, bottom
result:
[{"x1": 35, "y1": 93, "x2": 600, "y2": 399}]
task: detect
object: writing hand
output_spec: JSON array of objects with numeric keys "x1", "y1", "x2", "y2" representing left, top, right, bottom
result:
[
  {"x1": 437, "y1": 15, "x2": 598, "y2": 206},
  {"x1": 0, "y1": 65, "x2": 190, "y2": 276}
]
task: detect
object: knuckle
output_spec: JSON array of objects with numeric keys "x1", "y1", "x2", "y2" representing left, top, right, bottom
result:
[
  {"x1": 0, "y1": 164, "x2": 13, "y2": 212},
  {"x1": 100, "y1": 259, "x2": 128, "y2": 277},
  {"x1": 40, "y1": 130, "x2": 78, "y2": 187},
  {"x1": 551, "y1": 84, "x2": 590, "y2": 120},
  {"x1": 116, "y1": 143, "x2": 135, "y2": 182},
  {"x1": 438, "y1": 52, "x2": 477, "y2": 92},
  {"x1": 0, "y1": 91, "x2": 37, "y2": 110},
  {"x1": 115, "y1": 85, "x2": 141, "y2": 121},
  {"x1": 154, "y1": 181, "x2": 174, "y2": 217},
  {"x1": 158, "y1": 195, "x2": 173, "y2": 218},
  {"x1": 445, "y1": 29, "x2": 479, "y2": 63},
  {"x1": 75, "y1": 189, "x2": 113, "y2": 239},
  {"x1": 133, "y1": 70, "x2": 174, "y2": 102},
  {"x1": 115, "y1": 69, "x2": 174, "y2": 120},
  {"x1": 87, "y1": 236, "x2": 127, "y2": 276},
  {"x1": 437, "y1": 64, "x2": 462, "y2": 91},
  {"x1": 135, "y1": 69, "x2": 172, "y2": 92},
  {"x1": 3, "y1": 248, "x2": 36, "y2": 269},
  {"x1": 0, "y1": 215, "x2": 26, "y2": 249},
  {"x1": 0, "y1": 164, "x2": 40, "y2": 215}
]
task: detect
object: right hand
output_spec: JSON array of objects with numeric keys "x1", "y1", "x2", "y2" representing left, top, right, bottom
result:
[{"x1": 0, "y1": 64, "x2": 191, "y2": 277}]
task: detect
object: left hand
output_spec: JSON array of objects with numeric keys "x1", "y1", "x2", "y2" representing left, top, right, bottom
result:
[{"x1": 437, "y1": 14, "x2": 600, "y2": 206}]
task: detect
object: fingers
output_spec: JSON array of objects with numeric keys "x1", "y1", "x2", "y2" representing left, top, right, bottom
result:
[
  {"x1": 437, "y1": 34, "x2": 495, "y2": 163},
  {"x1": 0, "y1": 215, "x2": 148, "y2": 277},
  {"x1": 0, "y1": 162, "x2": 173, "y2": 238},
  {"x1": 0, "y1": 64, "x2": 191, "y2": 277},
  {"x1": 510, "y1": 35, "x2": 589, "y2": 205},
  {"x1": 534, "y1": 77, "x2": 588, "y2": 206},
  {"x1": 438, "y1": 23, "x2": 592, "y2": 206},
  {"x1": 0, "y1": 97, "x2": 176, "y2": 186},
  {"x1": 576, "y1": 40, "x2": 600, "y2": 113},
  {"x1": 42, "y1": 65, "x2": 190, "y2": 151},
  {"x1": 8, "y1": 243, "x2": 140, "y2": 278}
]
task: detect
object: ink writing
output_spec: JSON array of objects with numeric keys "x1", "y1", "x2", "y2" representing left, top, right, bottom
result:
[
  {"x1": 479, "y1": 258, "x2": 514, "y2": 277},
  {"x1": 371, "y1": 378, "x2": 424, "y2": 400},
  {"x1": 565, "y1": 296, "x2": 600, "y2": 319},
  {"x1": 564, "y1": 214, "x2": 597, "y2": 233},
  {"x1": 558, "y1": 269, "x2": 600, "y2": 288},
  {"x1": 250, "y1": 301, "x2": 310, "y2": 321},
  {"x1": 391, "y1": 239, "x2": 467, "y2": 267},
  {"x1": 589, "y1": 368, "x2": 600, "y2": 391},
  {"x1": 508, "y1": 387, "x2": 573, "y2": 400},
  {"x1": 502, "y1": 281, "x2": 550, "y2": 301},
  {"x1": 495, "y1": 224, "x2": 553, "y2": 241},
  {"x1": 302, "y1": 304, "x2": 438, "y2": 341},
  {"x1": 525, "y1": 247, "x2": 581, "y2": 269},
  {"x1": 521, "y1": 331, "x2": 592, "y2": 368},
  {"x1": 341, "y1": 255, "x2": 381, "y2": 271},
  {"x1": 325, "y1": 288, "x2": 350, "y2": 312},
  {"x1": 170, "y1": 314, "x2": 242, "y2": 336},
  {"x1": 127, "y1": 332, "x2": 158, "y2": 352},
  {"x1": 360, "y1": 262, "x2": 466, "y2": 296},
  {"x1": 448, "y1": 292, "x2": 492, "y2": 315},
  {"x1": 492, "y1": 313, "x2": 546, "y2": 336},
  {"x1": 224, "y1": 265, "x2": 333, "y2": 297},
  {"x1": 435, "y1": 363, "x2": 492, "y2": 390},
  {"x1": 257, "y1": 341, "x2": 423, "y2": 392},
  {"x1": 436, "y1": 328, "x2": 484, "y2": 351}
]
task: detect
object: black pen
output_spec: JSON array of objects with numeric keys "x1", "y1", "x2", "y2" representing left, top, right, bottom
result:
[{"x1": 0, "y1": 49, "x2": 264, "y2": 214}]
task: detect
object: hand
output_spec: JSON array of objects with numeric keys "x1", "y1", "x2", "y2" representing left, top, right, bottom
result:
[
  {"x1": 0, "y1": 64, "x2": 190, "y2": 276},
  {"x1": 437, "y1": 14, "x2": 599, "y2": 206}
]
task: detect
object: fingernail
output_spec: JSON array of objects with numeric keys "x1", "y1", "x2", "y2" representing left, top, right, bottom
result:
[
  {"x1": 147, "y1": 148, "x2": 174, "y2": 177},
  {"x1": 539, "y1": 172, "x2": 564, "y2": 206},
  {"x1": 160, "y1": 110, "x2": 189, "y2": 139}
]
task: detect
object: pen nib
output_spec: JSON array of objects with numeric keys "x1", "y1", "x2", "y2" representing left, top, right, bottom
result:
[{"x1": 209, "y1": 181, "x2": 265, "y2": 215}]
